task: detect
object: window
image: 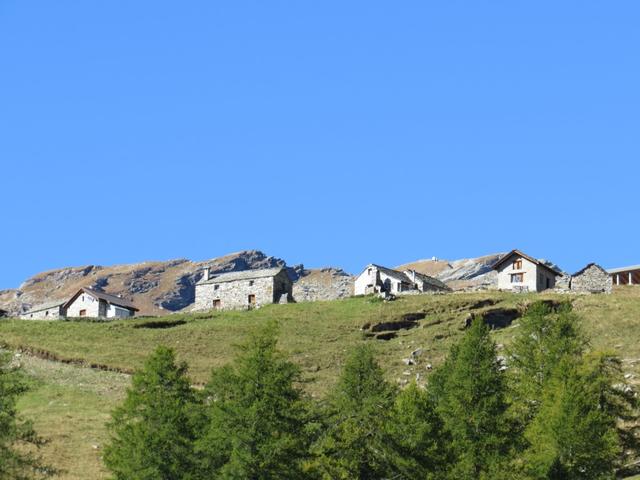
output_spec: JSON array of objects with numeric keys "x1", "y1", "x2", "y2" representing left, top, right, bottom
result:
[
  {"x1": 513, "y1": 260, "x2": 523, "y2": 270},
  {"x1": 510, "y1": 273, "x2": 524, "y2": 283},
  {"x1": 214, "y1": 285, "x2": 219, "y2": 291},
  {"x1": 212, "y1": 299, "x2": 221, "y2": 309},
  {"x1": 82, "y1": 295, "x2": 85, "y2": 301},
  {"x1": 79, "y1": 309, "x2": 87, "y2": 317},
  {"x1": 45, "y1": 311, "x2": 49, "y2": 317},
  {"x1": 367, "y1": 268, "x2": 372, "y2": 275},
  {"x1": 249, "y1": 280, "x2": 254, "y2": 286},
  {"x1": 248, "y1": 294, "x2": 256, "y2": 306}
]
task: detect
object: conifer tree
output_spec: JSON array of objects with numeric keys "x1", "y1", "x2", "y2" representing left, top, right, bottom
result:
[
  {"x1": 386, "y1": 382, "x2": 451, "y2": 480},
  {"x1": 196, "y1": 322, "x2": 311, "y2": 479},
  {"x1": 509, "y1": 301, "x2": 586, "y2": 418},
  {"x1": 312, "y1": 344, "x2": 397, "y2": 479},
  {"x1": 103, "y1": 346, "x2": 199, "y2": 480},
  {"x1": 523, "y1": 355, "x2": 622, "y2": 480},
  {"x1": 0, "y1": 353, "x2": 51, "y2": 480},
  {"x1": 429, "y1": 318, "x2": 513, "y2": 479}
]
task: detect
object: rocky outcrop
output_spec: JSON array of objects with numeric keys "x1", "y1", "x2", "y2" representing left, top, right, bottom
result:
[
  {"x1": 293, "y1": 268, "x2": 354, "y2": 302},
  {"x1": 397, "y1": 253, "x2": 505, "y2": 291},
  {"x1": 1, "y1": 251, "x2": 289, "y2": 316}
]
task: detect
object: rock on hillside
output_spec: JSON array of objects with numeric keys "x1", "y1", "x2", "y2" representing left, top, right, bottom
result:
[
  {"x1": 397, "y1": 253, "x2": 506, "y2": 290},
  {"x1": 2, "y1": 250, "x2": 287, "y2": 316},
  {"x1": 293, "y1": 268, "x2": 354, "y2": 302}
]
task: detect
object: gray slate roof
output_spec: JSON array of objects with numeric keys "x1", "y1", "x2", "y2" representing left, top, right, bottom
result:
[
  {"x1": 23, "y1": 300, "x2": 67, "y2": 314},
  {"x1": 199, "y1": 267, "x2": 285, "y2": 285},
  {"x1": 367, "y1": 264, "x2": 414, "y2": 284},
  {"x1": 405, "y1": 270, "x2": 450, "y2": 290},
  {"x1": 492, "y1": 249, "x2": 563, "y2": 276},
  {"x1": 573, "y1": 263, "x2": 609, "y2": 277}
]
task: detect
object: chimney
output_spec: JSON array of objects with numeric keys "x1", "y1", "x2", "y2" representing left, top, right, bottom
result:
[{"x1": 202, "y1": 267, "x2": 210, "y2": 281}]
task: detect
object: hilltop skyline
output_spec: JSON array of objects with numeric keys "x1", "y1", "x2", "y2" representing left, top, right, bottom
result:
[{"x1": 1, "y1": 1, "x2": 639, "y2": 288}]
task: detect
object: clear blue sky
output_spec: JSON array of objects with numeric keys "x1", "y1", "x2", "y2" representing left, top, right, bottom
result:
[{"x1": 1, "y1": 1, "x2": 638, "y2": 289}]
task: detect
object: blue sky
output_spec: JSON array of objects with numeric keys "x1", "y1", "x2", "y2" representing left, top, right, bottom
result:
[{"x1": 0, "y1": 1, "x2": 638, "y2": 288}]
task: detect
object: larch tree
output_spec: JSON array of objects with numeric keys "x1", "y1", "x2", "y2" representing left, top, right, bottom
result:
[
  {"x1": 103, "y1": 346, "x2": 200, "y2": 480},
  {"x1": 196, "y1": 322, "x2": 312, "y2": 480},
  {"x1": 428, "y1": 318, "x2": 514, "y2": 480}
]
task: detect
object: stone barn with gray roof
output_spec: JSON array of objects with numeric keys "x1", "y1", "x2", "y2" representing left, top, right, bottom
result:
[
  {"x1": 194, "y1": 267, "x2": 293, "y2": 311},
  {"x1": 20, "y1": 300, "x2": 67, "y2": 320}
]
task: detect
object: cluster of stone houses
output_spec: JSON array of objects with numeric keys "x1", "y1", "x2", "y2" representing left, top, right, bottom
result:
[
  {"x1": 20, "y1": 287, "x2": 138, "y2": 320},
  {"x1": 11, "y1": 249, "x2": 635, "y2": 320}
]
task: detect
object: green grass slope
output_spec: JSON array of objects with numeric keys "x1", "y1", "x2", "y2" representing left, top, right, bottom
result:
[{"x1": 2, "y1": 287, "x2": 640, "y2": 479}]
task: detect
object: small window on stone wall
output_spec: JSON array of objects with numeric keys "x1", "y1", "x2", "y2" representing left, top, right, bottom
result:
[
  {"x1": 513, "y1": 260, "x2": 523, "y2": 270},
  {"x1": 249, "y1": 280, "x2": 254, "y2": 286},
  {"x1": 214, "y1": 285, "x2": 219, "y2": 290}
]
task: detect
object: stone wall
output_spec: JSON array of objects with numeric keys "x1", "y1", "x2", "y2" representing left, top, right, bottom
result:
[
  {"x1": 20, "y1": 305, "x2": 64, "y2": 320},
  {"x1": 293, "y1": 268, "x2": 354, "y2": 302},
  {"x1": 194, "y1": 270, "x2": 292, "y2": 311},
  {"x1": 554, "y1": 273, "x2": 572, "y2": 291},
  {"x1": 571, "y1": 264, "x2": 612, "y2": 294}
]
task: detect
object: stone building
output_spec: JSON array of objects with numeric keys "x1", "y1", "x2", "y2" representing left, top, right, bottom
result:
[
  {"x1": 404, "y1": 269, "x2": 450, "y2": 292},
  {"x1": 354, "y1": 264, "x2": 449, "y2": 296},
  {"x1": 558, "y1": 263, "x2": 612, "y2": 294},
  {"x1": 194, "y1": 267, "x2": 293, "y2": 311},
  {"x1": 63, "y1": 287, "x2": 138, "y2": 319},
  {"x1": 20, "y1": 300, "x2": 66, "y2": 320},
  {"x1": 492, "y1": 249, "x2": 562, "y2": 293}
]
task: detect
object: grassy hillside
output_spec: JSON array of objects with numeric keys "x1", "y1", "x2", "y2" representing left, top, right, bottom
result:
[{"x1": 2, "y1": 287, "x2": 640, "y2": 478}]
